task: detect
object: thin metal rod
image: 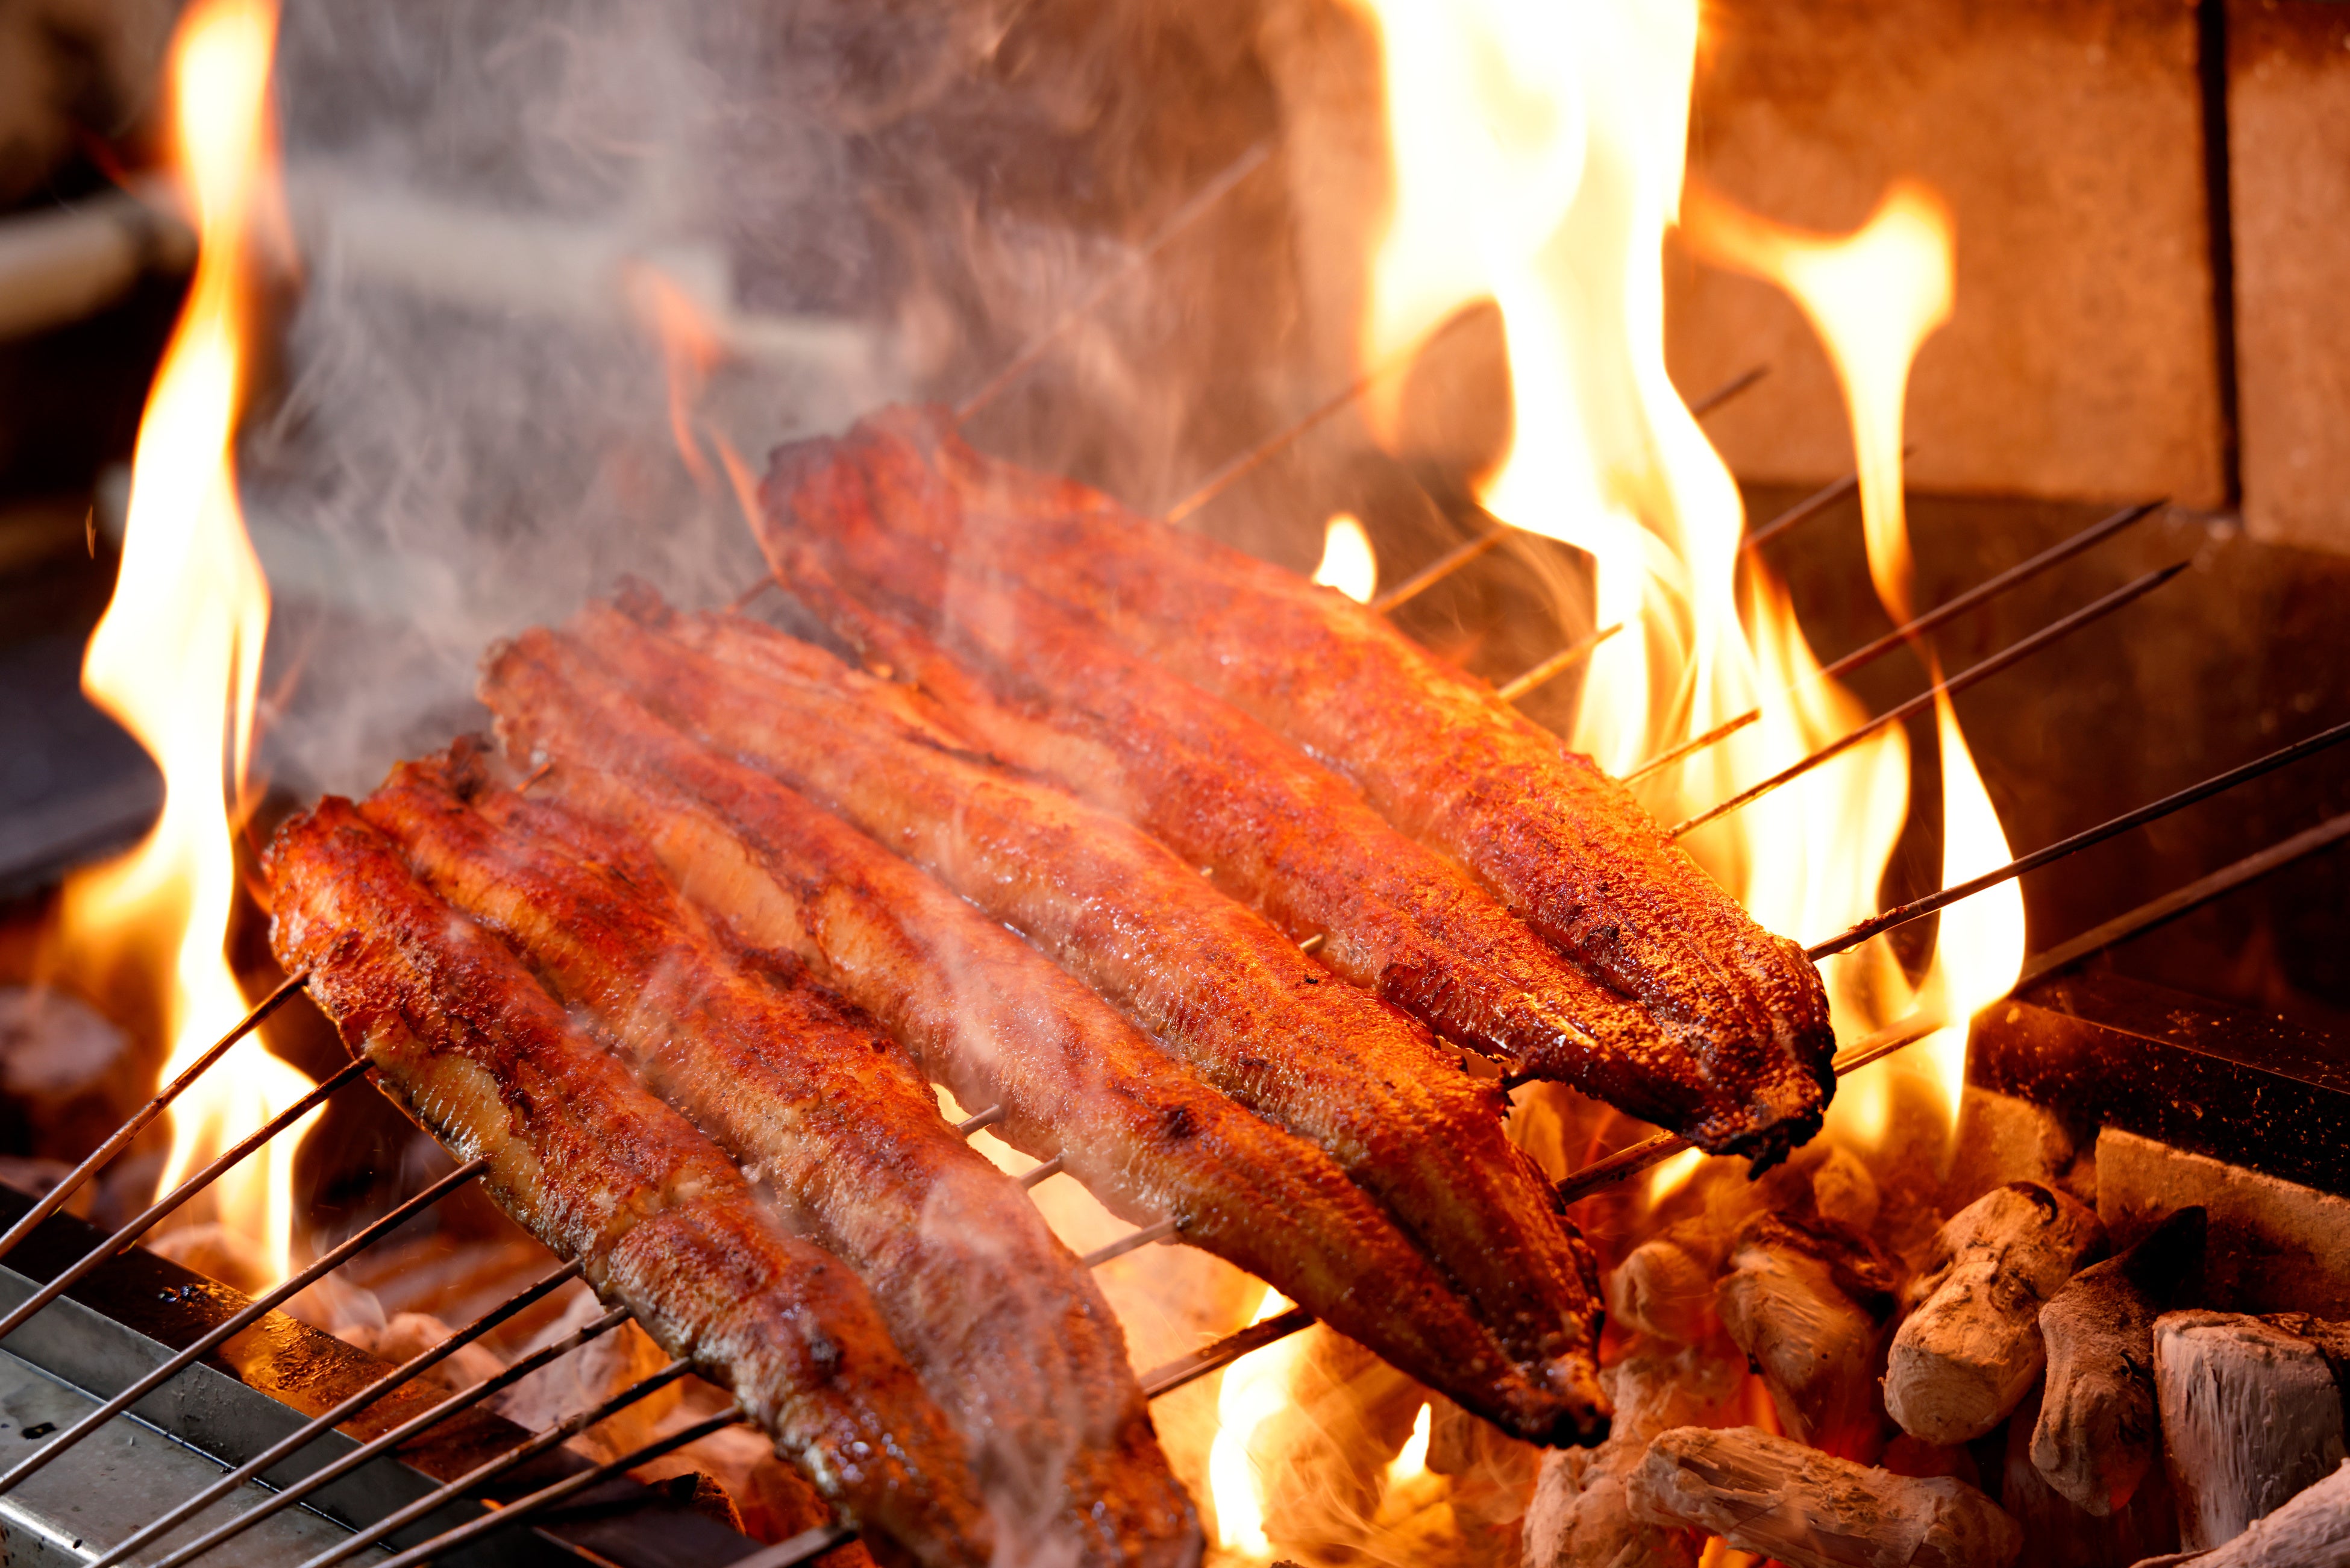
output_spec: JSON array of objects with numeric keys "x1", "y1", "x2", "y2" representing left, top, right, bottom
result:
[
  {"x1": 146, "y1": 1305, "x2": 636, "y2": 1568},
  {"x1": 0, "y1": 973, "x2": 309, "y2": 1269},
  {"x1": 1138, "y1": 1305, "x2": 1317, "y2": 1400},
  {"x1": 90, "y1": 1258, "x2": 586, "y2": 1568},
  {"x1": 295, "y1": 1359, "x2": 698, "y2": 1568},
  {"x1": 956, "y1": 141, "x2": 1274, "y2": 426},
  {"x1": 1297, "y1": 932, "x2": 1327, "y2": 956},
  {"x1": 1019, "y1": 1156, "x2": 1064, "y2": 1190},
  {"x1": 1080, "y1": 1218, "x2": 1177, "y2": 1270},
  {"x1": 1673, "y1": 561, "x2": 2188, "y2": 839},
  {"x1": 1551, "y1": 1010, "x2": 1946, "y2": 1203},
  {"x1": 732, "y1": 1522, "x2": 860, "y2": 1568},
  {"x1": 954, "y1": 1105, "x2": 1005, "y2": 1137},
  {"x1": 371, "y1": 1402, "x2": 747, "y2": 1568},
  {"x1": 1496, "y1": 622, "x2": 1623, "y2": 704},
  {"x1": 1371, "y1": 527, "x2": 1508, "y2": 615},
  {"x1": 0, "y1": 1055, "x2": 370, "y2": 1352},
  {"x1": 1809, "y1": 713, "x2": 2350, "y2": 961},
  {"x1": 1630, "y1": 500, "x2": 2165, "y2": 783},
  {"x1": 0, "y1": 1152, "x2": 488, "y2": 1497},
  {"x1": 1553, "y1": 806, "x2": 2350, "y2": 1205},
  {"x1": 2013, "y1": 808, "x2": 2350, "y2": 990},
  {"x1": 1687, "y1": 363, "x2": 1769, "y2": 418}
]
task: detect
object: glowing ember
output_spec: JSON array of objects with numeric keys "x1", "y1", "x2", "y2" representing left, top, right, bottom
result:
[
  {"x1": 1311, "y1": 513, "x2": 1378, "y2": 604},
  {"x1": 54, "y1": 0, "x2": 317, "y2": 1284}
]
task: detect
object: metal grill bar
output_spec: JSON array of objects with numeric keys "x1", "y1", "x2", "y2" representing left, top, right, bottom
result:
[
  {"x1": 0, "y1": 1152, "x2": 489, "y2": 1497},
  {"x1": 88, "y1": 1256, "x2": 586, "y2": 1568},
  {"x1": 1673, "y1": 561, "x2": 2188, "y2": 838},
  {"x1": 292, "y1": 1359, "x2": 697, "y2": 1568},
  {"x1": 0, "y1": 973, "x2": 309, "y2": 1271},
  {"x1": 371, "y1": 1402, "x2": 750, "y2": 1568},
  {"x1": 0, "y1": 1053, "x2": 368, "y2": 1352},
  {"x1": 1629, "y1": 500, "x2": 2164, "y2": 783},
  {"x1": 144, "y1": 1305, "x2": 636, "y2": 1568}
]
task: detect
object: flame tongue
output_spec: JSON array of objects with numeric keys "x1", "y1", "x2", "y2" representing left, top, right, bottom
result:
[{"x1": 58, "y1": 0, "x2": 317, "y2": 1285}]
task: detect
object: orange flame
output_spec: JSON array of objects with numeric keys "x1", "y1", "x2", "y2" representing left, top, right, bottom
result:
[
  {"x1": 1689, "y1": 183, "x2": 2019, "y2": 1129},
  {"x1": 1206, "y1": 1287, "x2": 1306, "y2": 1560},
  {"x1": 56, "y1": 0, "x2": 318, "y2": 1284},
  {"x1": 1347, "y1": 0, "x2": 1912, "y2": 1074},
  {"x1": 1311, "y1": 513, "x2": 1378, "y2": 604}
]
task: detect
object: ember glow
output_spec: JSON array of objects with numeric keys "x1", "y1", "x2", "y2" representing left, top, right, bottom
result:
[{"x1": 55, "y1": 0, "x2": 317, "y2": 1283}]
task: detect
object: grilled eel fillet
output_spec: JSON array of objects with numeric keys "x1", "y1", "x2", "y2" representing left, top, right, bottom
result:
[
  {"x1": 263, "y1": 799, "x2": 991, "y2": 1568},
  {"x1": 360, "y1": 750, "x2": 1197, "y2": 1568},
  {"x1": 480, "y1": 625, "x2": 1605, "y2": 1445},
  {"x1": 556, "y1": 594, "x2": 1603, "y2": 1403},
  {"x1": 760, "y1": 409, "x2": 1837, "y2": 1166},
  {"x1": 768, "y1": 509, "x2": 1738, "y2": 1140}
]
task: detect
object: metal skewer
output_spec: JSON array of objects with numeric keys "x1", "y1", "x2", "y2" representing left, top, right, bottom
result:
[
  {"x1": 1552, "y1": 793, "x2": 2350, "y2": 1202},
  {"x1": 293, "y1": 1358, "x2": 698, "y2": 1568},
  {"x1": 1672, "y1": 561, "x2": 2189, "y2": 838},
  {"x1": 1806, "y1": 713, "x2": 2350, "y2": 961},
  {"x1": 1628, "y1": 500, "x2": 2164, "y2": 782},
  {"x1": 364, "y1": 1400, "x2": 749, "y2": 1568},
  {"x1": 1140, "y1": 1305, "x2": 1318, "y2": 1399},
  {"x1": 0, "y1": 971, "x2": 309, "y2": 1269},
  {"x1": 1495, "y1": 622, "x2": 1622, "y2": 704},
  {"x1": 144, "y1": 1303, "x2": 639, "y2": 1568},
  {"x1": 0, "y1": 1152, "x2": 488, "y2": 1497},
  {"x1": 954, "y1": 140, "x2": 1275, "y2": 425},
  {"x1": 1358, "y1": 366, "x2": 1770, "y2": 616},
  {"x1": 89, "y1": 1257, "x2": 586, "y2": 1568},
  {"x1": 0, "y1": 1053, "x2": 368, "y2": 1352}
]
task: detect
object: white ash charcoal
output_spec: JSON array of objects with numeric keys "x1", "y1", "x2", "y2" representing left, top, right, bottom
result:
[
  {"x1": 494, "y1": 1284, "x2": 682, "y2": 1463},
  {"x1": 2002, "y1": 1374, "x2": 2182, "y2": 1568},
  {"x1": 1626, "y1": 1425, "x2": 2023, "y2": 1568},
  {"x1": 2128, "y1": 1459, "x2": 2350, "y2": 1567},
  {"x1": 1717, "y1": 1212, "x2": 1896, "y2": 1452},
  {"x1": 1607, "y1": 1220, "x2": 1722, "y2": 1344},
  {"x1": 1523, "y1": 1347, "x2": 1734, "y2": 1568},
  {"x1": 1885, "y1": 1182, "x2": 2107, "y2": 1443},
  {"x1": 2155, "y1": 1309, "x2": 2350, "y2": 1551},
  {"x1": 1812, "y1": 1144, "x2": 1883, "y2": 1232},
  {"x1": 2032, "y1": 1207, "x2": 2206, "y2": 1516}
]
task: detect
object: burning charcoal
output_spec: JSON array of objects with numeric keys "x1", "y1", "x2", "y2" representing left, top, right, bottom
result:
[
  {"x1": 2031, "y1": 1208, "x2": 2207, "y2": 1516},
  {"x1": 339, "y1": 1311, "x2": 506, "y2": 1397},
  {"x1": 1716, "y1": 1212, "x2": 1895, "y2": 1455},
  {"x1": 2126, "y1": 1459, "x2": 2350, "y2": 1567},
  {"x1": 1606, "y1": 1220, "x2": 1720, "y2": 1344},
  {"x1": 2002, "y1": 1376, "x2": 2181, "y2": 1568},
  {"x1": 494, "y1": 1285, "x2": 682, "y2": 1463},
  {"x1": 637, "y1": 1424, "x2": 873, "y2": 1561},
  {"x1": 1813, "y1": 1144, "x2": 1884, "y2": 1232},
  {"x1": 2154, "y1": 1309, "x2": 2350, "y2": 1552},
  {"x1": 146, "y1": 1220, "x2": 271, "y2": 1296},
  {"x1": 1885, "y1": 1182, "x2": 2108, "y2": 1444},
  {"x1": 1523, "y1": 1347, "x2": 1735, "y2": 1568},
  {"x1": 1626, "y1": 1425, "x2": 2023, "y2": 1568}
]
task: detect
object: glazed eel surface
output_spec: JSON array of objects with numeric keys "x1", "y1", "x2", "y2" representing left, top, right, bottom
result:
[
  {"x1": 765, "y1": 495, "x2": 1734, "y2": 1142},
  {"x1": 550, "y1": 593, "x2": 1602, "y2": 1405},
  {"x1": 480, "y1": 625, "x2": 1605, "y2": 1444},
  {"x1": 760, "y1": 409, "x2": 1837, "y2": 1165},
  {"x1": 359, "y1": 749, "x2": 1197, "y2": 1568},
  {"x1": 263, "y1": 799, "x2": 992, "y2": 1568}
]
